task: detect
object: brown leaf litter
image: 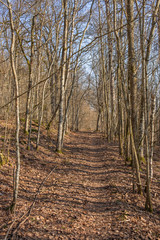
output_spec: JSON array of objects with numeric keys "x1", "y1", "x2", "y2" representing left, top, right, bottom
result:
[{"x1": 0, "y1": 124, "x2": 160, "y2": 240}]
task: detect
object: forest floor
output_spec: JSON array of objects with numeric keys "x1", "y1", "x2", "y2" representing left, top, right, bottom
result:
[{"x1": 0, "y1": 121, "x2": 160, "y2": 240}]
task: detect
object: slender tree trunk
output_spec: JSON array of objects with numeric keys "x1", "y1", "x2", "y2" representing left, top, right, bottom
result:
[
  {"x1": 98, "y1": 0, "x2": 109, "y2": 138},
  {"x1": 36, "y1": 81, "x2": 48, "y2": 149},
  {"x1": 36, "y1": 59, "x2": 54, "y2": 148},
  {"x1": 158, "y1": 7, "x2": 160, "y2": 62},
  {"x1": 56, "y1": 0, "x2": 68, "y2": 152},
  {"x1": 129, "y1": 113, "x2": 142, "y2": 194},
  {"x1": 46, "y1": 102, "x2": 60, "y2": 130},
  {"x1": 150, "y1": 94, "x2": 156, "y2": 180},
  {"x1": 126, "y1": 0, "x2": 137, "y2": 139},
  {"x1": 62, "y1": 0, "x2": 77, "y2": 140},
  {"x1": 144, "y1": 0, "x2": 160, "y2": 212},
  {"x1": 96, "y1": 109, "x2": 101, "y2": 132},
  {"x1": 105, "y1": 0, "x2": 115, "y2": 141},
  {"x1": 7, "y1": 0, "x2": 20, "y2": 212},
  {"x1": 24, "y1": 16, "x2": 35, "y2": 133},
  {"x1": 135, "y1": 0, "x2": 145, "y2": 165},
  {"x1": 50, "y1": 10, "x2": 62, "y2": 117},
  {"x1": 113, "y1": 0, "x2": 124, "y2": 155}
]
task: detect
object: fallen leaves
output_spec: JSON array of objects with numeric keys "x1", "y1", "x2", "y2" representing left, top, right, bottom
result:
[{"x1": 0, "y1": 130, "x2": 160, "y2": 239}]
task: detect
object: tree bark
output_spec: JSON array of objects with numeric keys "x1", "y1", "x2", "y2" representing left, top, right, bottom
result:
[
  {"x1": 7, "y1": 0, "x2": 20, "y2": 213},
  {"x1": 56, "y1": 0, "x2": 68, "y2": 152}
]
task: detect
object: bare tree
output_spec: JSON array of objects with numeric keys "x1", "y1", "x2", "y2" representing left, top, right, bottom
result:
[
  {"x1": 56, "y1": 0, "x2": 68, "y2": 153},
  {"x1": 7, "y1": 0, "x2": 20, "y2": 212}
]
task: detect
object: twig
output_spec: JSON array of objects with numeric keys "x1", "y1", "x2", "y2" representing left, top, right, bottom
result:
[
  {"x1": 4, "y1": 167, "x2": 56, "y2": 240},
  {"x1": 4, "y1": 220, "x2": 16, "y2": 240}
]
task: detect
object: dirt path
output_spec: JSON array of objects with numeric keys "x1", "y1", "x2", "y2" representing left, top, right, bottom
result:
[{"x1": 0, "y1": 131, "x2": 160, "y2": 239}]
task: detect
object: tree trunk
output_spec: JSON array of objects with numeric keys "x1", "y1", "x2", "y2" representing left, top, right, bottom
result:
[
  {"x1": 56, "y1": 0, "x2": 68, "y2": 152},
  {"x1": 126, "y1": 0, "x2": 137, "y2": 140},
  {"x1": 7, "y1": 0, "x2": 20, "y2": 213},
  {"x1": 144, "y1": 0, "x2": 160, "y2": 212},
  {"x1": 105, "y1": 0, "x2": 115, "y2": 141},
  {"x1": 24, "y1": 16, "x2": 35, "y2": 133}
]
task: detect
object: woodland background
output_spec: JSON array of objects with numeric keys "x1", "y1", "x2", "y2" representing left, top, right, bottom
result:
[{"x1": 0, "y1": 0, "x2": 160, "y2": 238}]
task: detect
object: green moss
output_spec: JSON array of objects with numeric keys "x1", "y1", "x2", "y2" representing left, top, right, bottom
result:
[
  {"x1": 32, "y1": 128, "x2": 38, "y2": 133},
  {"x1": 56, "y1": 149, "x2": 63, "y2": 154},
  {"x1": 125, "y1": 157, "x2": 132, "y2": 162},
  {"x1": 32, "y1": 120, "x2": 39, "y2": 126},
  {"x1": 20, "y1": 118, "x2": 25, "y2": 123},
  {"x1": 145, "y1": 204, "x2": 153, "y2": 213},
  {"x1": 0, "y1": 153, "x2": 8, "y2": 167},
  {"x1": 27, "y1": 146, "x2": 30, "y2": 151},
  {"x1": 33, "y1": 119, "x2": 38, "y2": 124},
  {"x1": 24, "y1": 130, "x2": 29, "y2": 135},
  {"x1": 1, "y1": 136, "x2": 5, "y2": 142},
  {"x1": 141, "y1": 156, "x2": 146, "y2": 164},
  {"x1": 125, "y1": 157, "x2": 132, "y2": 166}
]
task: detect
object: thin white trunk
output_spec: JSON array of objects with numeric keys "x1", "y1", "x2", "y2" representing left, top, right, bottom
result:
[
  {"x1": 7, "y1": 0, "x2": 20, "y2": 212},
  {"x1": 25, "y1": 16, "x2": 35, "y2": 133}
]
